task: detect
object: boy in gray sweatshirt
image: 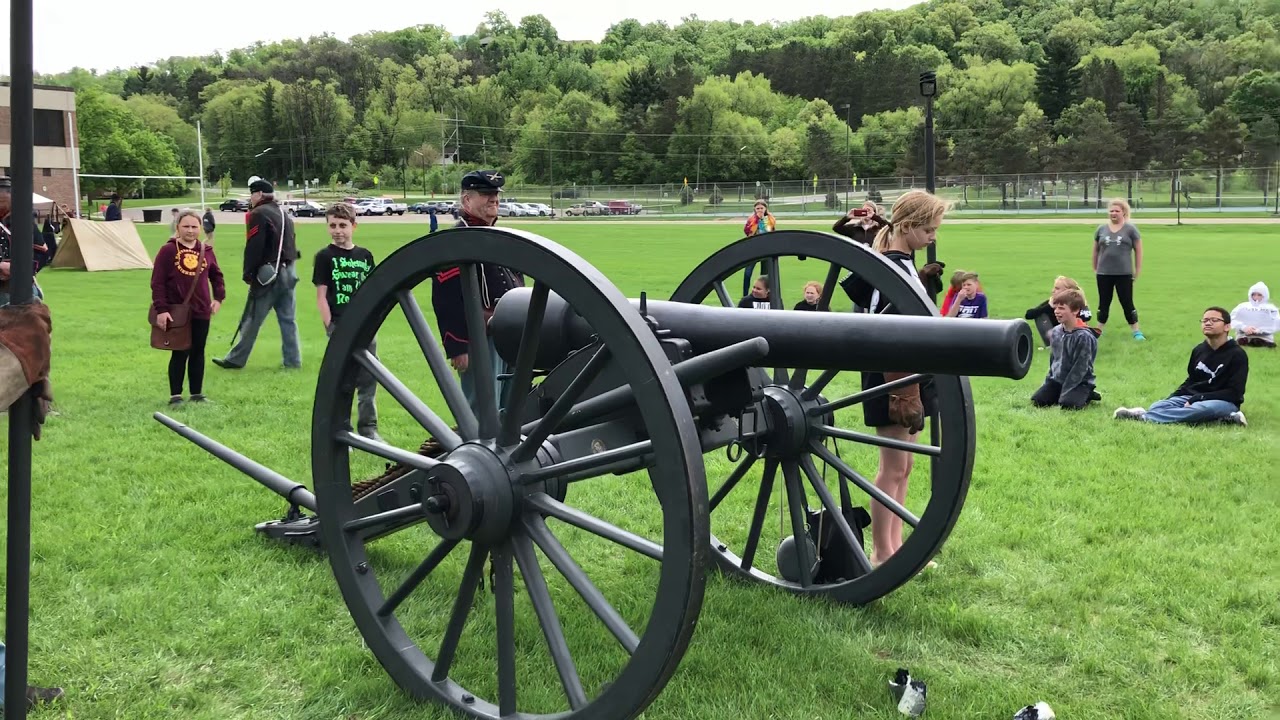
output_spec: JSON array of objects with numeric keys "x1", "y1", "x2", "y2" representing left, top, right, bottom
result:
[{"x1": 1031, "y1": 289, "x2": 1098, "y2": 410}]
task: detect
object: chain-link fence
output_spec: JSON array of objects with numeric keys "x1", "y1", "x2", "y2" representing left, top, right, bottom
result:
[{"x1": 513, "y1": 166, "x2": 1280, "y2": 217}]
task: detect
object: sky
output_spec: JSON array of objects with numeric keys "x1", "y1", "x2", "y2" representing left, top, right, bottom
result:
[{"x1": 0, "y1": 0, "x2": 922, "y2": 76}]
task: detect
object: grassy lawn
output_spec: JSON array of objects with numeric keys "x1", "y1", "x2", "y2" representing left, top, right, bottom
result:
[{"x1": 5, "y1": 218, "x2": 1279, "y2": 719}]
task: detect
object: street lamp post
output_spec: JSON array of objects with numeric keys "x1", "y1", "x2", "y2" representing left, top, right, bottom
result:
[
  {"x1": 414, "y1": 150, "x2": 427, "y2": 196},
  {"x1": 919, "y1": 71, "x2": 938, "y2": 266}
]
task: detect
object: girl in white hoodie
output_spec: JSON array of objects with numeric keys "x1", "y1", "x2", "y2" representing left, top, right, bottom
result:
[{"x1": 1230, "y1": 282, "x2": 1278, "y2": 348}]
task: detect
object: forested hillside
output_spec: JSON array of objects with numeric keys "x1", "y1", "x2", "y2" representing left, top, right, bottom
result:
[{"x1": 36, "y1": 0, "x2": 1280, "y2": 197}]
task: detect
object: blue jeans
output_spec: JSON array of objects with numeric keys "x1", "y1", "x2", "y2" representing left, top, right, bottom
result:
[
  {"x1": 221, "y1": 263, "x2": 301, "y2": 368},
  {"x1": 1142, "y1": 395, "x2": 1238, "y2": 424},
  {"x1": 460, "y1": 336, "x2": 508, "y2": 419}
]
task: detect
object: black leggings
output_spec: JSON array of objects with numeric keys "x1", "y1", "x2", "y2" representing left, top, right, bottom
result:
[
  {"x1": 169, "y1": 318, "x2": 210, "y2": 396},
  {"x1": 1095, "y1": 274, "x2": 1139, "y2": 325}
]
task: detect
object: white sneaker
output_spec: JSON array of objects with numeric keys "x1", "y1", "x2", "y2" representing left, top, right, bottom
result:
[
  {"x1": 1113, "y1": 407, "x2": 1146, "y2": 420},
  {"x1": 1228, "y1": 411, "x2": 1247, "y2": 427}
]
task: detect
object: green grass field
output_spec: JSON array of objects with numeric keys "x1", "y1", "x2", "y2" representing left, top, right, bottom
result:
[{"x1": 4, "y1": 218, "x2": 1279, "y2": 719}]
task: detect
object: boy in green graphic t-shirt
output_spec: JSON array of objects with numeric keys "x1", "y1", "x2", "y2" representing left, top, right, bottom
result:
[{"x1": 313, "y1": 202, "x2": 380, "y2": 441}]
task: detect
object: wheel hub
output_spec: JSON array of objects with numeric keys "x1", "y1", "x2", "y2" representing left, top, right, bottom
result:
[
  {"x1": 422, "y1": 443, "x2": 516, "y2": 544},
  {"x1": 759, "y1": 386, "x2": 812, "y2": 458}
]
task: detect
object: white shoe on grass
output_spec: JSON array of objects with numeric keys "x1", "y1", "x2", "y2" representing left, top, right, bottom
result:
[
  {"x1": 1227, "y1": 411, "x2": 1247, "y2": 427},
  {"x1": 1113, "y1": 407, "x2": 1146, "y2": 420}
]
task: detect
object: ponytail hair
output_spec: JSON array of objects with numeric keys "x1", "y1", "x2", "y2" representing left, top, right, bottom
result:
[{"x1": 872, "y1": 190, "x2": 952, "y2": 253}]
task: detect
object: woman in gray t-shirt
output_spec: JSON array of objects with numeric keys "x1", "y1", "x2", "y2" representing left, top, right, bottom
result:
[{"x1": 1091, "y1": 198, "x2": 1145, "y2": 340}]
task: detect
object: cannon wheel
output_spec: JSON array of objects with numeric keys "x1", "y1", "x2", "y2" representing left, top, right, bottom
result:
[
  {"x1": 670, "y1": 230, "x2": 974, "y2": 605},
  {"x1": 313, "y1": 227, "x2": 709, "y2": 720}
]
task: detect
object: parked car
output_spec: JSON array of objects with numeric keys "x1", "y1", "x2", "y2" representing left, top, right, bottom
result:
[
  {"x1": 565, "y1": 201, "x2": 607, "y2": 216},
  {"x1": 219, "y1": 198, "x2": 250, "y2": 212},
  {"x1": 282, "y1": 199, "x2": 326, "y2": 217},
  {"x1": 524, "y1": 202, "x2": 553, "y2": 216},
  {"x1": 354, "y1": 199, "x2": 388, "y2": 216}
]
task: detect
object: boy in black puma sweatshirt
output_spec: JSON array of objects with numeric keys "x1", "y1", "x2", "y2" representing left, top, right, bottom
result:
[{"x1": 1114, "y1": 306, "x2": 1249, "y2": 426}]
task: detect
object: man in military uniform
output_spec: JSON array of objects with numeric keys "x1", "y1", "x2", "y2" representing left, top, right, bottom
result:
[
  {"x1": 213, "y1": 177, "x2": 302, "y2": 370},
  {"x1": 431, "y1": 170, "x2": 524, "y2": 414},
  {"x1": 0, "y1": 176, "x2": 46, "y2": 307}
]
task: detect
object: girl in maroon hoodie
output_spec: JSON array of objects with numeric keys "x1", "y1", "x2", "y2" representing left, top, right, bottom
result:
[{"x1": 151, "y1": 209, "x2": 226, "y2": 404}]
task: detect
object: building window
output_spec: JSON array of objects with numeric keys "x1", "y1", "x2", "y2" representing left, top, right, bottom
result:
[
  {"x1": 34, "y1": 109, "x2": 66, "y2": 147},
  {"x1": 42, "y1": 168, "x2": 52, "y2": 176}
]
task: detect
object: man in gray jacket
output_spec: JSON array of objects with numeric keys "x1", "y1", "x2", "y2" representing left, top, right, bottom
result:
[{"x1": 1031, "y1": 289, "x2": 1099, "y2": 410}]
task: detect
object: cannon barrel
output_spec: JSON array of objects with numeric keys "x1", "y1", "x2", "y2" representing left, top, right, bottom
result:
[{"x1": 492, "y1": 287, "x2": 1033, "y2": 380}]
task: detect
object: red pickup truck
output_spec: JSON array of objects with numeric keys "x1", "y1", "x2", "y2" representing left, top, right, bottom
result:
[{"x1": 607, "y1": 200, "x2": 642, "y2": 215}]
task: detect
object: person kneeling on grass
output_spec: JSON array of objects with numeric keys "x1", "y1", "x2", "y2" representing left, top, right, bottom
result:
[
  {"x1": 1031, "y1": 289, "x2": 1099, "y2": 410},
  {"x1": 1114, "y1": 306, "x2": 1249, "y2": 426}
]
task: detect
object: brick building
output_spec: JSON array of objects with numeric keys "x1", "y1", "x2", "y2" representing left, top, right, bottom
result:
[{"x1": 0, "y1": 82, "x2": 80, "y2": 213}]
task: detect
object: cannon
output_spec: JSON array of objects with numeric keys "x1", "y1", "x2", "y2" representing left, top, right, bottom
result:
[{"x1": 155, "y1": 227, "x2": 1032, "y2": 720}]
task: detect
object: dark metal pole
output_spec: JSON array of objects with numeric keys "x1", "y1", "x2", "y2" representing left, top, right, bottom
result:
[
  {"x1": 924, "y1": 95, "x2": 936, "y2": 266},
  {"x1": 7, "y1": 0, "x2": 37, "y2": 715}
]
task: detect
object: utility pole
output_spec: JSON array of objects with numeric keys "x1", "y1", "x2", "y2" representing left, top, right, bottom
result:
[{"x1": 840, "y1": 102, "x2": 852, "y2": 209}]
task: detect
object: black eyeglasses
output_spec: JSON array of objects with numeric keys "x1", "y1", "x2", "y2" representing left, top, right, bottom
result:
[{"x1": 1201, "y1": 318, "x2": 1225, "y2": 325}]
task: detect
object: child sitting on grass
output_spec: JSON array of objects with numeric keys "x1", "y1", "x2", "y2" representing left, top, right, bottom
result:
[
  {"x1": 1230, "y1": 281, "x2": 1278, "y2": 348},
  {"x1": 793, "y1": 280, "x2": 825, "y2": 311},
  {"x1": 945, "y1": 271, "x2": 988, "y2": 318},
  {"x1": 738, "y1": 275, "x2": 771, "y2": 309},
  {"x1": 1030, "y1": 288, "x2": 1100, "y2": 410}
]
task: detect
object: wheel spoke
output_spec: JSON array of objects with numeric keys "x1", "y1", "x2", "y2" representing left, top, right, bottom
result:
[
  {"x1": 817, "y1": 262, "x2": 841, "y2": 312},
  {"x1": 498, "y1": 281, "x2": 550, "y2": 447},
  {"x1": 513, "y1": 344, "x2": 611, "y2": 463},
  {"x1": 521, "y1": 439, "x2": 652, "y2": 485},
  {"x1": 513, "y1": 532, "x2": 588, "y2": 710},
  {"x1": 337, "y1": 431, "x2": 444, "y2": 471},
  {"x1": 709, "y1": 453, "x2": 758, "y2": 512},
  {"x1": 765, "y1": 256, "x2": 787, "y2": 386},
  {"x1": 782, "y1": 461, "x2": 816, "y2": 587},
  {"x1": 343, "y1": 502, "x2": 424, "y2": 534},
  {"x1": 712, "y1": 280, "x2": 733, "y2": 308},
  {"x1": 354, "y1": 349, "x2": 462, "y2": 450},
  {"x1": 809, "y1": 373, "x2": 929, "y2": 417},
  {"x1": 461, "y1": 264, "x2": 501, "y2": 440},
  {"x1": 492, "y1": 542, "x2": 518, "y2": 716},
  {"x1": 788, "y1": 368, "x2": 809, "y2": 391},
  {"x1": 798, "y1": 455, "x2": 873, "y2": 576},
  {"x1": 809, "y1": 440, "x2": 919, "y2": 528},
  {"x1": 800, "y1": 369, "x2": 840, "y2": 401},
  {"x1": 817, "y1": 425, "x2": 941, "y2": 456},
  {"x1": 524, "y1": 515, "x2": 640, "y2": 654},
  {"x1": 527, "y1": 493, "x2": 663, "y2": 561},
  {"x1": 377, "y1": 537, "x2": 460, "y2": 617},
  {"x1": 397, "y1": 289, "x2": 478, "y2": 440},
  {"x1": 739, "y1": 457, "x2": 779, "y2": 570},
  {"x1": 430, "y1": 542, "x2": 487, "y2": 681}
]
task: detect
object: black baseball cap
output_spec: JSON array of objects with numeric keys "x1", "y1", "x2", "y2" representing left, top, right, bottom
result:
[
  {"x1": 460, "y1": 170, "x2": 505, "y2": 193},
  {"x1": 249, "y1": 177, "x2": 274, "y2": 194}
]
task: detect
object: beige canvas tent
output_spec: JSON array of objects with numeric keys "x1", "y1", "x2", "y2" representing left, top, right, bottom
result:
[{"x1": 52, "y1": 219, "x2": 152, "y2": 271}]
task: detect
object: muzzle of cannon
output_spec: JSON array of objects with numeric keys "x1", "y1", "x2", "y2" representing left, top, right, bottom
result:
[{"x1": 154, "y1": 227, "x2": 1031, "y2": 720}]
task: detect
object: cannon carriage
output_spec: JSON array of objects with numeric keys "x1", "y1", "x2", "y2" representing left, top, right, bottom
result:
[{"x1": 156, "y1": 227, "x2": 1032, "y2": 720}]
